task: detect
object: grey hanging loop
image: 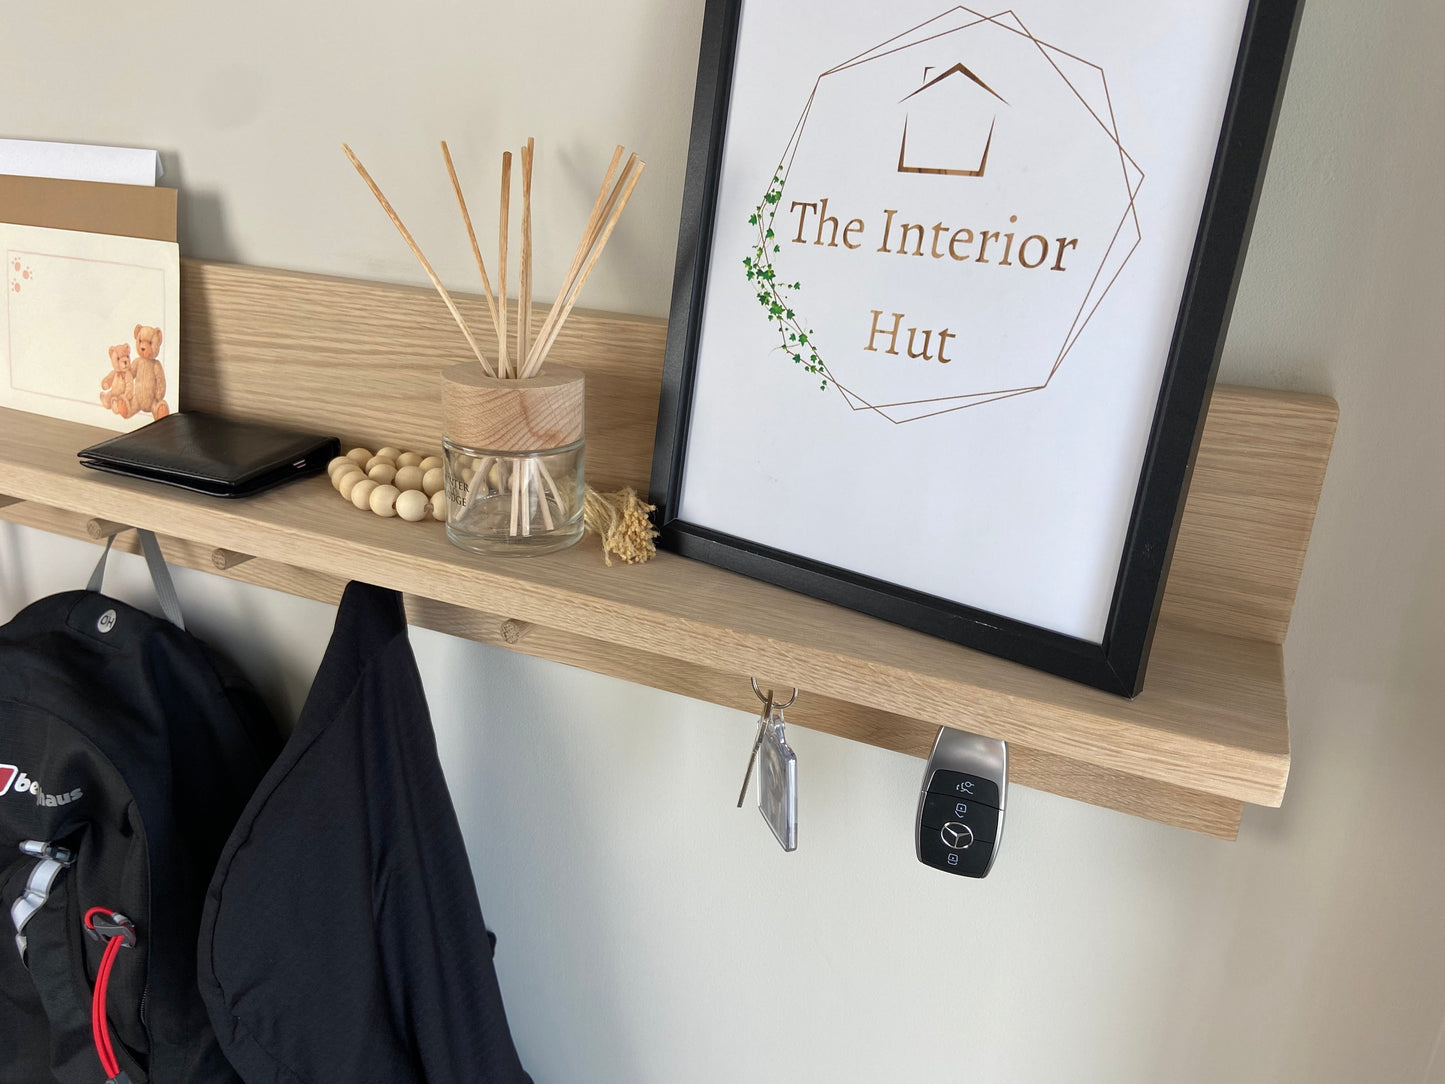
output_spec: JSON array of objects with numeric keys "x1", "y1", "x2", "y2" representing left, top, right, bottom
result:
[
  {"x1": 86, "y1": 535, "x2": 117, "y2": 593},
  {"x1": 137, "y1": 529, "x2": 185, "y2": 631},
  {"x1": 85, "y1": 528, "x2": 185, "y2": 630}
]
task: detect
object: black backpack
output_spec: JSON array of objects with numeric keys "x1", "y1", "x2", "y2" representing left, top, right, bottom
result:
[{"x1": 0, "y1": 531, "x2": 281, "y2": 1084}]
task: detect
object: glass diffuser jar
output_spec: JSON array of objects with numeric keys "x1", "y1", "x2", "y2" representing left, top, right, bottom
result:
[{"x1": 441, "y1": 363, "x2": 585, "y2": 556}]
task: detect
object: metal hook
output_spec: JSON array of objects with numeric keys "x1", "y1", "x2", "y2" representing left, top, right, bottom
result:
[{"x1": 750, "y1": 677, "x2": 798, "y2": 709}]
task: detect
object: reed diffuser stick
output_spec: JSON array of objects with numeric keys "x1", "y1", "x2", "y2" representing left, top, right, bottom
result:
[
  {"x1": 341, "y1": 143, "x2": 495, "y2": 376},
  {"x1": 536, "y1": 458, "x2": 564, "y2": 523},
  {"x1": 525, "y1": 154, "x2": 639, "y2": 376},
  {"x1": 525, "y1": 462, "x2": 537, "y2": 540},
  {"x1": 519, "y1": 139, "x2": 534, "y2": 371},
  {"x1": 531, "y1": 460, "x2": 554, "y2": 531},
  {"x1": 514, "y1": 462, "x2": 525, "y2": 540},
  {"x1": 576, "y1": 152, "x2": 638, "y2": 269},
  {"x1": 440, "y1": 140, "x2": 502, "y2": 347},
  {"x1": 497, "y1": 151, "x2": 512, "y2": 378},
  {"x1": 525, "y1": 160, "x2": 645, "y2": 377},
  {"x1": 526, "y1": 146, "x2": 625, "y2": 371}
]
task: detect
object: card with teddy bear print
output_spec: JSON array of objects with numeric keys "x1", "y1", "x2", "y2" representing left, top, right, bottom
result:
[{"x1": 1, "y1": 217, "x2": 179, "y2": 432}]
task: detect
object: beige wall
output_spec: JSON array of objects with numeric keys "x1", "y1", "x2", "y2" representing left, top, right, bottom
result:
[
  {"x1": 4, "y1": 1, "x2": 1444, "y2": 1081},
  {"x1": 4, "y1": 0, "x2": 704, "y2": 317}
]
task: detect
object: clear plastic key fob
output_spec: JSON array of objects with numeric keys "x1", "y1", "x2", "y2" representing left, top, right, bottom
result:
[{"x1": 758, "y1": 710, "x2": 798, "y2": 851}]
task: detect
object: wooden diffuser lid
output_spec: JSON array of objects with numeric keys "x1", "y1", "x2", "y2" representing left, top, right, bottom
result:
[{"x1": 441, "y1": 363, "x2": 585, "y2": 452}]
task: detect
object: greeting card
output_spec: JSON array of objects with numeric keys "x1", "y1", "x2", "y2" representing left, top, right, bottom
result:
[{"x1": 0, "y1": 173, "x2": 179, "y2": 432}]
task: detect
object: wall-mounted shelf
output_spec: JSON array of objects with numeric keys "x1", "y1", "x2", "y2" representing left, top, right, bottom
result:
[{"x1": 0, "y1": 261, "x2": 1338, "y2": 839}]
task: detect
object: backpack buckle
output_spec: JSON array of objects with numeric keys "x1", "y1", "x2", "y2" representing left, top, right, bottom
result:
[
  {"x1": 85, "y1": 912, "x2": 137, "y2": 949},
  {"x1": 18, "y1": 840, "x2": 74, "y2": 866}
]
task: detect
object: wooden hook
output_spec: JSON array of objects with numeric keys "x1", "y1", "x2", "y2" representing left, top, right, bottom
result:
[
  {"x1": 86, "y1": 518, "x2": 131, "y2": 540},
  {"x1": 499, "y1": 618, "x2": 531, "y2": 645},
  {"x1": 211, "y1": 548, "x2": 255, "y2": 571}
]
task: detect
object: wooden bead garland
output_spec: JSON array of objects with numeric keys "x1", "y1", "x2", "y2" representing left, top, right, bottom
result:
[{"x1": 329, "y1": 446, "x2": 448, "y2": 522}]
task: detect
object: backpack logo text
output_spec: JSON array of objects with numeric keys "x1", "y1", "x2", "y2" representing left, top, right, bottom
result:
[{"x1": 0, "y1": 765, "x2": 83, "y2": 806}]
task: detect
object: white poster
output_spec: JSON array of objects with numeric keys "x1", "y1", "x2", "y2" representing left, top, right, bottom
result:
[
  {"x1": 1, "y1": 222, "x2": 180, "y2": 432},
  {"x1": 677, "y1": 0, "x2": 1250, "y2": 643}
]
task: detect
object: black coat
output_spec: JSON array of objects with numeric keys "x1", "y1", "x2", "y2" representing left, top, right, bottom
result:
[{"x1": 198, "y1": 582, "x2": 531, "y2": 1084}]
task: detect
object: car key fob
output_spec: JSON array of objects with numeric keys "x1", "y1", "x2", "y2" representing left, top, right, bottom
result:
[{"x1": 916, "y1": 727, "x2": 1006, "y2": 878}]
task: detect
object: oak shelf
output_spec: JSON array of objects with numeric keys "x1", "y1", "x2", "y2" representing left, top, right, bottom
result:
[{"x1": 0, "y1": 261, "x2": 1338, "y2": 839}]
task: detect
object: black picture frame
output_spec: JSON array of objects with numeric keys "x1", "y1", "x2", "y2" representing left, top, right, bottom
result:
[{"x1": 650, "y1": 0, "x2": 1305, "y2": 697}]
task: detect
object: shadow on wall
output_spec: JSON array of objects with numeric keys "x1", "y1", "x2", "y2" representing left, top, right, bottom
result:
[
  {"x1": 159, "y1": 150, "x2": 239, "y2": 263},
  {"x1": 0, "y1": 523, "x2": 33, "y2": 616}
]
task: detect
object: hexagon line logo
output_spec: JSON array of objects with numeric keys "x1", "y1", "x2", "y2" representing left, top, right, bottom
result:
[{"x1": 745, "y1": 6, "x2": 1145, "y2": 424}]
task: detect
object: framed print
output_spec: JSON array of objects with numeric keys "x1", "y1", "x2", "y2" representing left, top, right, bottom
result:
[{"x1": 652, "y1": 0, "x2": 1305, "y2": 696}]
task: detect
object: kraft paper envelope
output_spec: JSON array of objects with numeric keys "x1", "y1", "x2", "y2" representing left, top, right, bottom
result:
[{"x1": 0, "y1": 173, "x2": 180, "y2": 432}]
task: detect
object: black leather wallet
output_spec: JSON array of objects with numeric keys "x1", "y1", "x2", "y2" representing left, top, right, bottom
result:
[{"x1": 78, "y1": 413, "x2": 340, "y2": 498}]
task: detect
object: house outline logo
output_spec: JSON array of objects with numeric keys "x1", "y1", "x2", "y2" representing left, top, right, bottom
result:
[
  {"x1": 897, "y1": 62, "x2": 1008, "y2": 178},
  {"x1": 0, "y1": 764, "x2": 16, "y2": 797}
]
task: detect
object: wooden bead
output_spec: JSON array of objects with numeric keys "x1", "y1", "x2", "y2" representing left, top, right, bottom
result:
[
  {"x1": 419, "y1": 456, "x2": 442, "y2": 472},
  {"x1": 369, "y1": 484, "x2": 400, "y2": 517},
  {"x1": 395, "y1": 451, "x2": 423, "y2": 468},
  {"x1": 422, "y1": 467, "x2": 444, "y2": 496},
  {"x1": 331, "y1": 464, "x2": 361, "y2": 491},
  {"x1": 327, "y1": 456, "x2": 354, "y2": 479},
  {"x1": 376, "y1": 446, "x2": 402, "y2": 461},
  {"x1": 487, "y1": 460, "x2": 508, "y2": 490},
  {"x1": 338, "y1": 471, "x2": 369, "y2": 500},
  {"x1": 430, "y1": 490, "x2": 447, "y2": 521},
  {"x1": 367, "y1": 462, "x2": 397, "y2": 485},
  {"x1": 395, "y1": 489, "x2": 429, "y2": 522},
  {"x1": 345, "y1": 448, "x2": 372, "y2": 466},
  {"x1": 350, "y1": 478, "x2": 379, "y2": 510},
  {"x1": 394, "y1": 465, "x2": 425, "y2": 492},
  {"x1": 365, "y1": 455, "x2": 395, "y2": 473}
]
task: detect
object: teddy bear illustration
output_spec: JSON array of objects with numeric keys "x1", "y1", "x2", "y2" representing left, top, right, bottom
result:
[
  {"x1": 129, "y1": 324, "x2": 169, "y2": 419},
  {"x1": 100, "y1": 344, "x2": 136, "y2": 417}
]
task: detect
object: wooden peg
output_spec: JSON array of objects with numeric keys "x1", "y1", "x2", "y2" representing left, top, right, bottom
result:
[
  {"x1": 499, "y1": 618, "x2": 532, "y2": 645},
  {"x1": 211, "y1": 548, "x2": 255, "y2": 571},
  {"x1": 86, "y1": 518, "x2": 131, "y2": 540}
]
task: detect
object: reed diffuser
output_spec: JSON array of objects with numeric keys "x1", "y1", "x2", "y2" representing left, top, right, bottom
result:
[{"x1": 343, "y1": 138, "x2": 646, "y2": 556}]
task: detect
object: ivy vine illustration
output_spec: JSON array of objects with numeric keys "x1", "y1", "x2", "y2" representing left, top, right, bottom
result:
[{"x1": 745, "y1": 171, "x2": 828, "y2": 391}]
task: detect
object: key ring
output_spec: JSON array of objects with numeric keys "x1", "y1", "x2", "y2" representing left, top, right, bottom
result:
[{"x1": 751, "y1": 677, "x2": 798, "y2": 710}]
